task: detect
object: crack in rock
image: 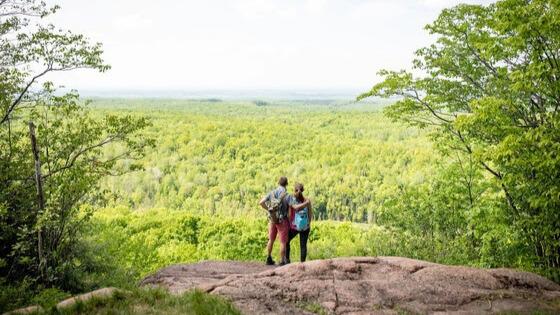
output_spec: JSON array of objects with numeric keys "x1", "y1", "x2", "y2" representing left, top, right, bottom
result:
[{"x1": 332, "y1": 271, "x2": 339, "y2": 313}]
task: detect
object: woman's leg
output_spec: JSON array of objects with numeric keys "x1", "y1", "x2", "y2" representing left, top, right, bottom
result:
[
  {"x1": 286, "y1": 229, "x2": 298, "y2": 263},
  {"x1": 300, "y1": 228, "x2": 310, "y2": 262}
]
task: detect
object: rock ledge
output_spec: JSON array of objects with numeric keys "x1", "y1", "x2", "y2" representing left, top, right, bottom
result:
[{"x1": 140, "y1": 257, "x2": 560, "y2": 314}]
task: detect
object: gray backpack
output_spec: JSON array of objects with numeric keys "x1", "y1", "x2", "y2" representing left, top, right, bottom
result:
[{"x1": 266, "y1": 190, "x2": 287, "y2": 224}]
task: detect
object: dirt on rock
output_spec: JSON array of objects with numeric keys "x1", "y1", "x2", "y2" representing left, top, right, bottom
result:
[{"x1": 140, "y1": 257, "x2": 560, "y2": 315}]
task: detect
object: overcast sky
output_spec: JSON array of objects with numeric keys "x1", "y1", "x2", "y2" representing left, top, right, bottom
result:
[{"x1": 47, "y1": 0, "x2": 495, "y2": 92}]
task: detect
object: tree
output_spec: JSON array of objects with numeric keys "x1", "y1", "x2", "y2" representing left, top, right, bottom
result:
[
  {"x1": 0, "y1": 0, "x2": 153, "y2": 288},
  {"x1": 359, "y1": 0, "x2": 560, "y2": 271}
]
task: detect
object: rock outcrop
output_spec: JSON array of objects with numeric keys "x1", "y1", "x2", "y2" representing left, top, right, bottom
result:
[
  {"x1": 140, "y1": 257, "x2": 560, "y2": 314},
  {"x1": 3, "y1": 305, "x2": 44, "y2": 315},
  {"x1": 56, "y1": 287, "x2": 124, "y2": 310},
  {"x1": 3, "y1": 287, "x2": 125, "y2": 315}
]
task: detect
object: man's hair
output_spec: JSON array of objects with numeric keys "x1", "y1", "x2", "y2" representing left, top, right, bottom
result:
[
  {"x1": 278, "y1": 176, "x2": 288, "y2": 187},
  {"x1": 295, "y1": 183, "x2": 304, "y2": 192}
]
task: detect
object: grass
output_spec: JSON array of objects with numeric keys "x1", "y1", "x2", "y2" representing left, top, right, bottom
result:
[
  {"x1": 297, "y1": 301, "x2": 329, "y2": 315},
  {"x1": 14, "y1": 288, "x2": 242, "y2": 315}
]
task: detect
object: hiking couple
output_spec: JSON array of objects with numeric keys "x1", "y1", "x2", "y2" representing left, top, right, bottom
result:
[{"x1": 259, "y1": 176, "x2": 312, "y2": 266}]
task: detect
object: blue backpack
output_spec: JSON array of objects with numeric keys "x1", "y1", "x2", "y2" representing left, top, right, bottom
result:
[{"x1": 293, "y1": 207, "x2": 309, "y2": 231}]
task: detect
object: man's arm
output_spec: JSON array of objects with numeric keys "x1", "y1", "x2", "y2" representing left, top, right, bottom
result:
[
  {"x1": 259, "y1": 192, "x2": 272, "y2": 211},
  {"x1": 259, "y1": 194, "x2": 269, "y2": 210},
  {"x1": 292, "y1": 198, "x2": 310, "y2": 211}
]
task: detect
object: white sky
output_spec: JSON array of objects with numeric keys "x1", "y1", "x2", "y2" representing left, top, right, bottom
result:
[{"x1": 47, "y1": 0, "x2": 495, "y2": 91}]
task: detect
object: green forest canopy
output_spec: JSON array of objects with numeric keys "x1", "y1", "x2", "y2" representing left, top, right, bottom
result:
[{"x1": 95, "y1": 99, "x2": 435, "y2": 223}]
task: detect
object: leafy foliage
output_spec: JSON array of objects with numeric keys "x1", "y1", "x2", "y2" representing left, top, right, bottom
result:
[
  {"x1": 86, "y1": 207, "x2": 402, "y2": 278},
  {"x1": 0, "y1": 0, "x2": 153, "y2": 292},
  {"x1": 360, "y1": 0, "x2": 560, "y2": 272}
]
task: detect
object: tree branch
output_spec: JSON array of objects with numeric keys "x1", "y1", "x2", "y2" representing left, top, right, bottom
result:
[
  {"x1": 453, "y1": 129, "x2": 520, "y2": 214},
  {"x1": 0, "y1": 66, "x2": 51, "y2": 125},
  {"x1": 410, "y1": 90, "x2": 454, "y2": 123},
  {"x1": 460, "y1": 30, "x2": 499, "y2": 77},
  {"x1": 42, "y1": 134, "x2": 125, "y2": 180}
]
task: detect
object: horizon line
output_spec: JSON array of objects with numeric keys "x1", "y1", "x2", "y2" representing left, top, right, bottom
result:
[{"x1": 68, "y1": 87, "x2": 381, "y2": 101}]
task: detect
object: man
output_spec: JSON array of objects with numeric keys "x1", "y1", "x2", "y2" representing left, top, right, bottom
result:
[{"x1": 259, "y1": 176, "x2": 309, "y2": 265}]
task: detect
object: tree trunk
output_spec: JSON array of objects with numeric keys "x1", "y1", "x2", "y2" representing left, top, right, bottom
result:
[{"x1": 29, "y1": 121, "x2": 46, "y2": 281}]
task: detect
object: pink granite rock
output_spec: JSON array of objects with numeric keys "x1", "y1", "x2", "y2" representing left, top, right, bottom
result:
[{"x1": 140, "y1": 257, "x2": 560, "y2": 314}]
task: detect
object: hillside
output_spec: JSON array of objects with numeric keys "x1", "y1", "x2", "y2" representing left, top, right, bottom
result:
[{"x1": 141, "y1": 257, "x2": 560, "y2": 315}]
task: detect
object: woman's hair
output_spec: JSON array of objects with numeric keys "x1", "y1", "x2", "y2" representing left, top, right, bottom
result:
[{"x1": 295, "y1": 183, "x2": 304, "y2": 192}]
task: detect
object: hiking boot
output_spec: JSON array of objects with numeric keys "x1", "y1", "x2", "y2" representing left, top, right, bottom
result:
[
  {"x1": 265, "y1": 256, "x2": 275, "y2": 265},
  {"x1": 278, "y1": 257, "x2": 289, "y2": 266}
]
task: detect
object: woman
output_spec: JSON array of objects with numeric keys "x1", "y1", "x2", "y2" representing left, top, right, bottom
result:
[{"x1": 286, "y1": 183, "x2": 312, "y2": 263}]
